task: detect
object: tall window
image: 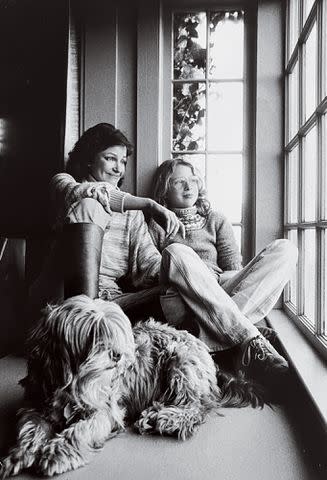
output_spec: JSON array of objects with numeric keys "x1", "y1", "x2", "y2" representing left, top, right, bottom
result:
[
  {"x1": 285, "y1": 0, "x2": 327, "y2": 354},
  {"x1": 170, "y1": 10, "x2": 245, "y2": 250}
]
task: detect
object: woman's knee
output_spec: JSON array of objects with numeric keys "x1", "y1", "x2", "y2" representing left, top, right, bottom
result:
[
  {"x1": 162, "y1": 243, "x2": 198, "y2": 267},
  {"x1": 163, "y1": 242, "x2": 196, "y2": 259},
  {"x1": 269, "y1": 238, "x2": 298, "y2": 266},
  {"x1": 66, "y1": 198, "x2": 110, "y2": 230}
]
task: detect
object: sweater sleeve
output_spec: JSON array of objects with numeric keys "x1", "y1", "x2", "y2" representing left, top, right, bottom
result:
[
  {"x1": 50, "y1": 173, "x2": 127, "y2": 225},
  {"x1": 128, "y1": 212, "x2": 161, "y2": 289},
  {"x1": 215, "y1": 212, "x2": 242, "y2": 271}
]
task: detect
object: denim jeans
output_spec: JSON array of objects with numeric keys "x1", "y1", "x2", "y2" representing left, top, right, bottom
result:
[
  {"x1": 65, "y1": 198, "x2": 298, "y2": 351},
  {"x1": 159, "y1": 241, "x2": 298, "y2": 351}
]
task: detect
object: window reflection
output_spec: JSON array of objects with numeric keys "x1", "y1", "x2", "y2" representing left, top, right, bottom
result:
[
  {"x1": 209, "y1": 11, "x2": 243, "y2": 79},
  {"x1": 303, "y1": 229, "x2": 316, "y2": 324},
  {"x1": 208, "y1": 82, "x2": 243, "y2": 151},
  {"x1": 207, "y1": 154, "x2": 242, "y2": 222},
  {"x1": 303, "y1": 126, "x2": 317, "y2": 221},
  {"x1": 287, "y1": 146, "x2": 299, "y2": 224},
  {"x1": 304, "y1": 22, "x2": 317, "y2": 121}
]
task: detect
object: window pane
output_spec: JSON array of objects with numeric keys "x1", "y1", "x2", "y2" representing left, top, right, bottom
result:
[
  {"x1": 324, "y1": 230, "x2": 327, "y2": 336},
  {"x1": 304, "y1": 22, "x2": 317, "y2": 121},
  {"x1": 303, "y1": 126, "x2": 317, "y2": 221},
  {"x1": 209, "y1": 11, "x2": 244, "y2": 79},
  {"x1": 232, "y1": 225, "x2": 242, "y2": 251},
  {"x1": 208, "y1": 82, "x2": 243, "y2": 151},
  {"x1": 324, "y1": 114, "x2": 327, "y2": 220},
  {"x1": 172, "y1": 153, "x2": 206, "y2": 179},
  {"x1": 207, "y1": 154, "x2": 242, "y2": 222},
  {"x1": 288, "y1": 60, "x2": 299, "y2": 140},
  {"x1": 287, "y1": 146, "x2": 299, "y2": 223},
  {"x1": 304, "y1": 0, "x2": 315, "y2": 24},
  {"x1": 288, "y1": 0, "x2": 299, "y2": 58},
  {"x1": 303, "y1": 229, "x2": 316, "y2": 325},
  {"x1": 172, "y1": 82, "x2": 206, "y2": 151},
  {"x1": 286, "y1": 229, "x2": 298, "y2": 308},
  {"x1": 173, "y1": 12, "x2": 207, "y2": 80}
]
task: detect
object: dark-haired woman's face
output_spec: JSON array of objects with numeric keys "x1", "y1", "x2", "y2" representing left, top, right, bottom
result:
[{"x1": 90, "y1": 145, "x2": 127, "y2": 187}]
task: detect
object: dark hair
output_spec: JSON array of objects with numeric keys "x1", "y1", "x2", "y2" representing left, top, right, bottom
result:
[
  {"x1": 152, "y1": 158, "x2": 211, "y2": 216},
  {"x1": 66, "y1": 123, "x2": 133, "y2": 182}
]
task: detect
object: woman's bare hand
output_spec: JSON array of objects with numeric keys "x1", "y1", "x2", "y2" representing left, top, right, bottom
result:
[
  {"x1": 86, "y1": 183, "x2": 112, "y2": 214},
  {"x1": 149, "y1": 200, "x2": 185, "y2": 239}
]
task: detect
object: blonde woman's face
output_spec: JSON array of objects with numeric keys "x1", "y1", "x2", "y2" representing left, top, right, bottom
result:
[
  {"x1": 90, "y1": 145, "x2": 127, "y2": 186},
  {"x1": 166, "y1": 164, "x2": 199, "y2": 209}
]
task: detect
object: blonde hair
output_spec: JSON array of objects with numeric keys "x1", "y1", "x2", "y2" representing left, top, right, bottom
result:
[{"x1": 152, "y1": 158, "x2": 211, "y2": 216}]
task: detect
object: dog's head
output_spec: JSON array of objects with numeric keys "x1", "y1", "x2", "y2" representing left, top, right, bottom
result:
[{"x1": 25, "y1": 295, "x2": 135, "y2": 410}]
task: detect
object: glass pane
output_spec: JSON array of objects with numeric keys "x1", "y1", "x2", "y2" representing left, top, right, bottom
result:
[
  {"x1": 172, "y1": 153, "x2": 206, "y2": 179},
  {"x1": 303, "y1": 126, "x2": 317, "y2": 221},
  {"x1": 304, "y1": 0, "x2": 315, "y2": 24},
  {"x1": 172, "y1": 82, "x2": 206, "y2": 151},
  {"x1": 209, "y1": 11, "x2": 244, "y2": 79},
  {"x1": 286, "y1": 229, "x2": 298, "y2": 308},
  {"x1": 173, "y1": 12, "x2": 207, "y2": 80},
  {"x1": 324, "y1": 114, "x2": 327, "y2": 220},
  {"x1": 232, "y1": 225, "x2": 242, "y2": 251},
  {"x1": 287, "y1": 145, "x2": 299, "y2": 223},
  {"x1": 324, "y1": 230, "x2": 327, "y2": 335},
  {"x1": 304, "y1": 22, "x2": 317, "y2": 121},
  {"x1": 288, "y1": 60, "x2": 299, "y2": 140},
  {"x1": 207, "y1": 154, "x2": 242, "y2": 223},
  {"x1": 208, "y1": 82, "x2": 243, "y2": 151},
  {"x1": 303, "y1": 229, "x2": 316, "y2": 325},
  {"x1": 288, "y1": 0, "x2": 299, "y2": 58}
]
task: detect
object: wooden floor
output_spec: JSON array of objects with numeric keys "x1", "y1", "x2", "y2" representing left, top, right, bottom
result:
[{"x1": 0, "y1": 355, "x2": 326, "y2": 480}]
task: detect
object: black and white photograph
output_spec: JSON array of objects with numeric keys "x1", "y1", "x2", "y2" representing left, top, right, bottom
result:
[{"x1": 0, "y1": 0, "x2": 326, "y2": 479}]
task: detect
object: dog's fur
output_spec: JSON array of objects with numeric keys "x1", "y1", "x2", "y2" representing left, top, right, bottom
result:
[{"x1": 0, "y1": 295, "x2": 263, "y2": 478}]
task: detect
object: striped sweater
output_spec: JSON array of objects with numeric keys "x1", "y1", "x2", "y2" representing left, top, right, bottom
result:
[
  {"x1": 51, "y1": 173, "x2": 128, "y2": 227},
  {"x1": 50, "y1": 173, "x2": 161, "y2": 298}
]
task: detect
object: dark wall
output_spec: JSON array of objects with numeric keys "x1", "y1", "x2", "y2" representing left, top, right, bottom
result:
[
  {"x1": 0, "y1": 0, "x2": 69, "y2": 237},
  {"x1": 0, "y1": 238, "x2": 26, "y2": 357},
  {"x1": 0, "y1": 0, "x2": 70, "y2": 354}
]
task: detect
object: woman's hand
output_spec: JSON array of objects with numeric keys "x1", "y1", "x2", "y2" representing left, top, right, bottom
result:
[
  {"x1": 149, "y1": 200, "x2": 185, "y2": 239},
  {"x1": 86, "y1": 183, "x2": 112, "y2": 214}
]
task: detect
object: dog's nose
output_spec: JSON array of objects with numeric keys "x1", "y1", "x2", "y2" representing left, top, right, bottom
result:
[{"x1": 112, "y1": 352, "x2": 121, "y2": 362}]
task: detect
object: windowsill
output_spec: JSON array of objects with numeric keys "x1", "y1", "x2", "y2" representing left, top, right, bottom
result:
[{"x1": 267, "y1": 309, "x2": 327, "y2": 432}]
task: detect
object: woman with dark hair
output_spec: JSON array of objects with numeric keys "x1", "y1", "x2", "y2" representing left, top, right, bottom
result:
[
  {"x1": 149, "y1": 158, "x2": 298, "y2": 382},
  {"x1": 32, "y1": 124, "x2": 184, "y2": 314},
  {"x1": 65, "y1": 123, "x2": 133, "y2": 184}
]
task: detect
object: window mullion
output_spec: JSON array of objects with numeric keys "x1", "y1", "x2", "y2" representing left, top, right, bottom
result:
[{"x1": 298, "y1": 17, "x2": 304, "y2": 315}]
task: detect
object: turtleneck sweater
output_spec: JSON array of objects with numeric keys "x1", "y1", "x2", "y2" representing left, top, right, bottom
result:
[{"x1": 149, "y1": 206, "x2": 242, "y2": 280}]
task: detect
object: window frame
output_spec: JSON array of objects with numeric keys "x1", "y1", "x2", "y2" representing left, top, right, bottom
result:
[
  {"x1": 161, "y1": 0, "x2": 257, "y2": 264},
  {"x1": 284, "y1": 0, "x2": 327, "y2": 358}
]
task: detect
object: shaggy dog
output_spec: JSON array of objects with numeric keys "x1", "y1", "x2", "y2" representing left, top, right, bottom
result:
[{"x1": 0, "y1": 295, "x2": 263, "y2": 478}]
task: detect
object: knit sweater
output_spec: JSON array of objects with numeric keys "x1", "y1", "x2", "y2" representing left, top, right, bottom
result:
[
  {"x1": 51, "y1": 173, "x2": 129, "y2": 228},
  {"x1": 50, "y1": 172, "x2": 161, "y2": 298},
  {"x1": 149, "y1": 206, "x2": 242, "y2": 280}
]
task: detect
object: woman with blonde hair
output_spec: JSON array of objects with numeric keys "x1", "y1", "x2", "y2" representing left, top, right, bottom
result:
[{"x1": 150, "y1": 158, "x2": 298, "y2": 381}]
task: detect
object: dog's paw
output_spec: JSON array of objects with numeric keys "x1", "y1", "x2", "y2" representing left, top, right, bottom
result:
[
  {"x1": 0, "y1": 456, "x2": 23, "y2": 479},
  {"x1": 0, "y1": 447, "x2": 37, "y2": 479},
  {"x1": 37, "y1": 440, "x2": 85, "y2": 476},
  {"x1": 134, "y1": 406, "x2": 160, "y2": 435}
]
